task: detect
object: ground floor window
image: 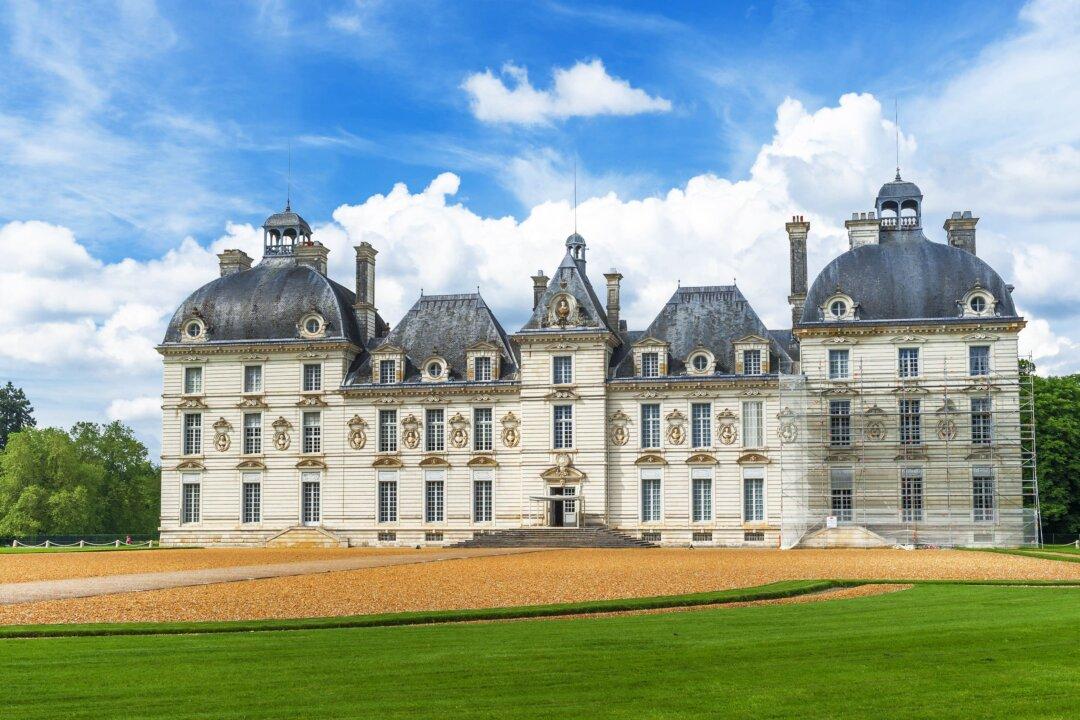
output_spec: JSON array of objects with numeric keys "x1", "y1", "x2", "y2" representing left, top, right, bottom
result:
[
  {"x1": 301, "y1": 473, "x2": 321, "y2": 525},
  {"x1": 378, "y1": 471, "x2": 397, "y2": 523},
  {"x1": 829, "y1": 468, "x2": 853, "y2": 522},
  {"x1": 901, "y1": 468, "x2": 924, "y2": 522},
  {"x1": 691, "y1": 469, "x2": 712, "y2": 522},
  {"x1": 973, "y1": 468, "x2": 995, "y2": 523},
  {"x1": 641, "y1": 468, "x2": 661, "y2": 522},
  {"x1": 241, "y1": 474, "x2": 261, "y2": 524},
  {"x1": 425, "y1": 471, "x2": 445, "y2": 523},
  {"x1": 473, "y1": 471, "x2": 493, "y2": 523},
  {"x1": 743, "y1": 467, "x2": 765, "y2": 522},
  {"x1": 181, "y1": 476, "x2": 200, "y2": 524}
]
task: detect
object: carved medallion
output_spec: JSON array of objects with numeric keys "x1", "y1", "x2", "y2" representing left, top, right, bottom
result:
[
  {"x1": 347, "y1": 415, "x2": 368, "y2": 450},
  {"x1": 272, "y1": 416, "x2": 292, "y2": 451},
  {"x1": 937, "y1": 418, "x2": 958, "y2": 441},
  {"x1": 212, "y1": 417, "x2": 232, "y2": 452},
  {"x1": 776, "y1": 407, "x2": 797, "y2": 443},
  {"x1": 608, "y1": 410, "x2": 631, "y2": 447},
  {"x1": 665, "y1": 408, "x2": 687, "y2": 446},
  {"x1": 717, "y1": 408, "x2": 738, "y2": 445},
  {"x1": 401, "y1": 414, "x2": 420, "y2": 449},
  {"x1": 449, "y1": 412, "x2": 469, "y2": 449},
  {"x1": 501, "y1": 411, "x2": 520, "y2": 448}
]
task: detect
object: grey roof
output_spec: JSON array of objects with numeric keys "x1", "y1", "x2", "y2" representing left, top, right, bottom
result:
[
  {"x1": 162, "y1": 257, "x2": 365, "y2": 345},
  {"x1": 768, "y1": 329, "x2": 799, "y2": 364},
  {"x1": 262, "y1": 204, "x2": 312, "y2": 234},
  {"x1": 519, "y1": 250, "x2": 617, "y2": 334},
  {"x1": 802, "y1": 233, "x2": 1018, "y2": 323},
  {"x1": 876, "y1": 177, "x2": 923, "y2": 200},
  {"x1": 613, "y1": 285, "x2": 792, "y2": 377},
  {"x1": 345, "y1": 293, "x2": 517, "y2": 384}
]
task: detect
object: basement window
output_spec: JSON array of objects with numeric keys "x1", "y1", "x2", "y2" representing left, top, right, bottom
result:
[
  {"x1": 641, "y1": 531, "x2": 661, "y2": 543},
  {"x1": 377, "y1": 531, "x2": 397, "y2": 542},
  {"x1": 425, "y1": 531, "x2": 444, "y2": 543},
  {"x1": 692, "y1": 532, "x2": 713, "y2": 543},
  {"x1": 744, "y1": 531, "x2": 765, "y2": 542}
]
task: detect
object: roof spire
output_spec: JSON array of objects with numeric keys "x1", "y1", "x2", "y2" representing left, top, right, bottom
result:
[
  {"x1": 573, "y1": 157, "x2": 578, "y2": 235},
  {"x1": 286, "y1": 140, "x2": 292, "y2": 212},
  {"x1": 894, "y1": 98, "x2": 901, "y2": 181}
]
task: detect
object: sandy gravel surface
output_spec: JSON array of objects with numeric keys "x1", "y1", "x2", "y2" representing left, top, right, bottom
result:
[
  {"x1": 1, "y1": 548, "x2": 1075, "y2": 626},
  {"x1": 0, "y1": 547, "x2": 435, "y2": 584}
]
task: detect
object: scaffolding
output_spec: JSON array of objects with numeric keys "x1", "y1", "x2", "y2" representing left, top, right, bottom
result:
[{"x1": 777, "y1": 356, "x2": 1040, "y2": 549}]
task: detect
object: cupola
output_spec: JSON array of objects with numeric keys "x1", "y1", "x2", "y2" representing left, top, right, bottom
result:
[
  {"x1": 875, "y1": 171, "x2": 922, "y2": 234},
  {"x1": 262, "y1": 201, "x2": 313, "y2": 257}
]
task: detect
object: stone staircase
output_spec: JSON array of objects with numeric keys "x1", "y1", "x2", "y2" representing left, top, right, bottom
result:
[
  {"x1": 264, "y1": 526, "x2": 348, "y2": 548},
  {"x1": 451, "y1": 527, "x2": 657, "y2": 549},
  {"x1": 797, "y1": 525, "x2": 891, "y2": 549}
]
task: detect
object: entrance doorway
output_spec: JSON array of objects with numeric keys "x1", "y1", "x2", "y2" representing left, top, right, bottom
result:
[
  {"x1": 301, "y1": 478, "x2": 321, "y2": 526},
  {"x1": 550, "y1": 486, "x2": 578, "y2": 527}
]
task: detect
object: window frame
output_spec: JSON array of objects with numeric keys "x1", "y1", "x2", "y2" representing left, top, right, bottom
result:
[
  {"x1": 742, "y1": 467, "x2": 765, "y2": 523},
  {"x1": 969, "y1": 345, "x2": 991, "y2": 377},
  {"x1": 243, "y1": 364, "x2": 263, "y2": 394},
  {"x1": 900, "y1": 468, "x2": 924, "y2": 522},
  {"x1": 473, "y1": 355, "x2": 493, "y2": 382},
  {"x1": 691, "y1": 402, "x2": 712, "y2": 449},
  {"x1": 377, "y1": 471, "x2": 398, "y2": 523},
  {"x1": 552, "y1": 404, "x2": 574, "y2": 450},
  {"x1": 640, "y1": 467, "x2": 662, "y2": 523},
  {"x1": 473, "y1": 407, "x2": 493, "y2": 451},
  {"x1": 972, "y1": 467, "x2": 995, "y2": 523},
  {"x1": 472, "y1": 470, "x2": 494, "y2": 523},
  {"x1": 378, "y1": 409, "x2": 398, "y2": 453},
  {"x1": 828, "y1": 349, "x2": 850, "y2": 380},
  {"x1": 742, "y1": 349, "x2": 762, "y2": 376},
  {"x1": 378, "y1": 359, "x2": 397, "y2": 385},
  {"x1": 302, "y1": 362, "x2": 323, "y2": 392},
  {"x1": 241, "y1": 474, "x2": 261, "y2": 524},
  {"x1": 183, "y1": 365, "x2": 203, "y2": 395},
  {"x1": 424, "y1": 470, "x2": 446, "y2": 523},
  {"x1": 182, "y1": 413, "x2": 202, "y2": 456},
  {"x1": 302, "y1": 411, "x2": 322, "y2": 454},
  {"x1": 742, "y1": 400, "x2": 764, "y2": 449},
  {"x1": 691, "y1": 467, "x2": 713, "y2": 523},
  {"x1": 898, "y1": 347, "x2": 920, "y2": 379},
  {"x1": 971, "y1": 397, "x2": 992, "y2": 446},
  {"x1": 180, "y1": 475, "x2": 201, "y2": 525},
  {"x1": 242, "y1": 412, "x2": 262, "y2": 455},
  {"x1": 829, "y1": 467, "x2": 854, "y2": 523},
  {"x1": 640, "y1": 351, "x2": 660, "y2": 378},
  {"x1": 552, "y1": 355, "x2": 573, "y2": 385},
  {"x1": 425, "y1": 408, "x2": 445, "y2": 452},
  {"x1": 640, "y1": 403, "x2": 661, "y2": 449},
  {"x1": 829, "y1": 399, "x2": 852, "y2": 447},
  {"x1": 899, "y1": 399, "x2": 922, "y2": 446}
]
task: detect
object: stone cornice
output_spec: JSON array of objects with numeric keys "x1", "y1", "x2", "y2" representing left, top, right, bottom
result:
[
  {"x1": 607, "y1": 377, "x2": 779, "y2": 393},
  {"x1": 159, "y1": 340, "x2": 358, "y2": 357},
  {"x1": 342, "y1": 383, "x2": 520, "y2": 399},
  {"x1": 795, "y1": 319, "x2": 1025, "y2": 339}
]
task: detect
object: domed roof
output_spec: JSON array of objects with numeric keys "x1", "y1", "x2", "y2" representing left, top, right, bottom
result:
[
  {"x1": 876, "y1": 173, "x2": 922, "y2": 201},
  {"x1": 162, "y1": 257, "x2": 362, "y2": 345},
  {"x1": 565, "y1": 232, "x2": 586, "y2": 247},
  {"x1": 262, "y1": 203, "x2": 312, "y2": 234},
  {"x1": 802, "y1": 236, "x2": 1017, "y2": 323}
]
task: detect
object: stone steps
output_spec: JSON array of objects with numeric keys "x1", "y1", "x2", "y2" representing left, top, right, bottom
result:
[
  {"x1": 797, "y1": 525, "x2": 891, "y2": 549},
  {"x1": 450, "y1": 527, "x2": 657, "y2": 549},
  {"x1": 264, "y1": 526, "x2": 348, "y2": 548}
]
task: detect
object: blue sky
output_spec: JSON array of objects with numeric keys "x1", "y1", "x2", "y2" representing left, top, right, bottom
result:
[{"x1": 1, "y1": 0, "x2": 1077, "y2": 455}]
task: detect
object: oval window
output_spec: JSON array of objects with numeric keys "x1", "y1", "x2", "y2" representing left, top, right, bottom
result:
[
  {"x1": 185, "y1": 321, "x2": 202, "y2": 338},
  {"x1": 691, "y1": 354, "x2": 709, "y2": 371},
  {"x1": 970, "y1": 296, "x2": 986, "y2": 313},
  {"x1": 305, "y1": 317, "x2": 322, "y2": 334},
  {"x1": 829, "y1": 300, "x2": 847, "y2": 318},
  {"x1": 427, "y1": 362, "x2": 443, "y2": 378}
]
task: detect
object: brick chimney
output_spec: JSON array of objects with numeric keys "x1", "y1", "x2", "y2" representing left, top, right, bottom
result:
[
  {"x1": 845, "y1": 211, "x2": 879, "y2": 249},
  {"x1": 353, "y1": 242, "x2": 378, "y2": 341},
  {"x1": 785, "y1": 216, "x2": 810, "y2": 327},
  {"x1": 294, "y1": 240, "x2": 329, "y2": 275},
  {"x1": 604, "y1": 269, "x2": 623, "y2": 330},
  {"x1": 531, "y1": 271, "x2": 549, "y2": 310},
  {"x1": 944, "y1": 211, "x2": 978, "y2": 255},
  {"x1": 217, "y1": 249, "x2": 252, "y2": 277}
]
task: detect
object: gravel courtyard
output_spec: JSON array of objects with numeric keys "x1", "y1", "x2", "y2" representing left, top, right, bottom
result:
[{"x1": 1, "y1": 547, "x2": 1075, "y2": 626}]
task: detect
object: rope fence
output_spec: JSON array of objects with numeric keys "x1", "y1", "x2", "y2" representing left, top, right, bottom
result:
[{"x1": 9, "y1": 539, "x2": 156, "y2": 549}]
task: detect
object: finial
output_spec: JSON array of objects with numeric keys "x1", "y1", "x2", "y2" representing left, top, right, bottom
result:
[
  {"x1": 287, "y1": 140, "x2": 292, "y2": 211},
  {"x1": 573, "y1": 157, "x2": 578, "y2": 235},
  {"x1": 893, "y1": 98, "x2": 900, "y2": 181}
]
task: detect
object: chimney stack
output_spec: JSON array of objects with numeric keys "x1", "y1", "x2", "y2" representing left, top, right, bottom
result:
[
  {"x1": 217, "y1": 249, "x2": 252, "y2": 277},
  {"x1": 785, "y1": 215, "x2": 810, "y2": 327},
  {"x1": 944, "y1": 211, "x2": 978, "y2": 255},
  {"x1": 845, "y1": 211, "x2": 879, "y2": 249},
  {"x1": 531, "y1": 271, "x2": 549, "y2": 310},
  {"x1": 603, "y1": 269, "x2": 623, "y2": 330},
  {"x1": 353, "y1": 242, "x2": 378, "y2": 341},
  {"x1": 294, "y1": 241, "x2": 329, "y2": 276}
]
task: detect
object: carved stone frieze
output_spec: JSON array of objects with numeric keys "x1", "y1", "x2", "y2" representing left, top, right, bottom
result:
[
  {"x1": 501, "y1": 411, "x2": 520, "y2": 448},
  {"x1": 347, "y1": 415, "x2": 368, "y2": 450},
  {"x1": 272, "y1": 416, "x2": 292, "y2": 451},
  {"x1": 665, "y1": 408, "x2": 687, "y2": 445},
  {"x1": 608, "y1": 410, "x2": 631, "y2": 446},
  {"x1": 401, "y1": 414, "x2": 421, "y2": 449},
  {"x1": 449, "y1": 412, "x2": 469, "y2": 449},
  {"x1": 212, "y1": 417, "x2": 232, "y2": 452}
]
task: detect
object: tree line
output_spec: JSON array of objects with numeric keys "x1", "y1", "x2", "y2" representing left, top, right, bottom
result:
[{"x1": 0, "y1": 383, "x2": 159, "y2": 537}]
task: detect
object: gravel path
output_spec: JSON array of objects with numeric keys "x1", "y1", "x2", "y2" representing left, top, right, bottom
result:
[{"x1": 0, "y1": 548, "x2": 536, "y2": 605}]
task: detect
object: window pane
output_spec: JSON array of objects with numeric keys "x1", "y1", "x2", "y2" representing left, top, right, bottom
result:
[
  {"x1": 641, "y1": 476, "x2": 661, "y2": 522},
  {"x1": 743, "y1": 350, "x2": 761, "y2": 375},
  {"x1": 242, "y1": 481, "x2": 261, "y2": 523},
  {"x1": 971, "y1": 398, "x2": 992, "y2": 445},
  {"x1": 691, "y1": 403, "x2": 712, "y2": 448},
  {"x1": 181, "y1": 482, "x2": 200, "y2": 524},
  {"x1": 303, "y1": 363, "x2": 322, "y2": 391},
  {"x1": 553, "y1": 356, "x2": 572, "y2": 384},
  {"x1": 243, "y1": 365, "x2": 262, "y2": 393},
  {"x1": 425, "y1": 409, "x2": 445, "y2": 452},
  {"x1": 243, "y1": 413, "x2": 262, "y2": 454},
  {"x1": 692, "y1": 477, "x2": 712, "y2": 522},
  {"x1": 425, "y1": 475, "x2": 445, "y2": 522},
  {"x1": 302, "y1": 412, "x2": 321, "y2": 453},
  {"x1": 473, "y1": 477, "x2": 493, "y2": 522},
  {"x1": 973, "y1": 469, "x2": 995, "y2": 522},
  {"x1": 742, "y1": 401, "x2": 763, "y2": 447},
  {"x1": 553, "y1": 405, "x2": 573, "y2": 449},
  {"x1": 474, "y1": 356, "x2": 492, "y2": 382},
  {"x1": 899, "y1": 348, "x2": 920, "y2": 378},
  {"x1": 899, "y1": 399, "x2": 922, "y2": 446},
  {"x1": 474, "y1": 408, "x2": 493, "y2": 451},
  {"x1": 901, "y1": 468, "x2": 924, "y2": 522},
  {"x1": 743, "y1": 477, "x2": 764, "y2": 522},
  {"x1": 969, "y1": 346, "x2": 990, "y2": 376},
  {"x1": 183, "y1": 367, "x2": 202, "y2": 394},
  {"x1": 378, "y1": 410, "x2": 397, "y2": 452},
  {"x1": 641, "y1": 352, "x2": 659, "y2": 378},
  {"x1": 378, "y1": 479, "x2": 398, "y2": 523},
  {"x1": 829, "y1": 400, "x2": 851, "y2": 447},
  {"x1": 641, "y1": 404, "x2": 661, "y2": 448},
  {"x1": 379, "y1": 360, "x2": 396, "y2": 384},
  {"x1": 830, "y1": 468, "x2": 853, "y2": 522},
  {"x1": 183, "y1": 413, "x2": 202, "y2": 455},
  {"x1": 828, "y1": 349, "x2": 849, "y2": 379}
]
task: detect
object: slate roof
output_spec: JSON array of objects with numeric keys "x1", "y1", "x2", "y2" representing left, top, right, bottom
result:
[
  {"x1": 801, "y1": 233, "x2": 1018, "y2": 324},
  {"x1": 519, "y1": 250, "x2": 617, "y2": 334},
  {"x1": 612, "y1": 286, "x2": 792, "y2": 377},
  {"x1": 262, "y1": 204, "x2": 312, "y2": 234},
  {"x1": 344, "y1": 293, "x2": 517, "y2": 384},
  {"x1": 161, "y1": 256, "x2": 369, "y2": 345}
]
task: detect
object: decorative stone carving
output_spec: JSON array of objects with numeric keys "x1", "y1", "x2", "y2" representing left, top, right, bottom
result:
[
  {"x1": 272, "y1": 416, "x2": 292, "y2": 451},
  {"x1": 177, "y1": 397, "x2": 208, "y2": 409},
  {"x1": 685, "y1": 452, "x2": 717, "y2": 465},
  {"x1": 717, "y1": 408, "x2": 738, "y2": 445},
  {"x1": 419, "y1": 456, "x2": 451, "y2": 467},
  {"x1": 541, "y1": 293, "x2": 593, "y2": 328},
  {"x1": 937, "y1": 418, "x2": 958, "y2": 441},
  {"x1": 401, "y1": 414, "x2": 420, "y2": 449},
  {"x1": 737, "y1": 452, "x2": 770, "y2": 464},
  {"x1": 449, "y1": 412, "x2": 469, "y2": 449},
  {"x1": 635, "y1": 453, "x2": 667, "y2": 466},
  {"x1": 864, "y1": 405, "x2": 887, "y2": 441},
  {"x1": 372, "y1": 455, "x2": 402, "y2": 468},
  {"x1": 540, "y1": 452, "x2": 585, "y2": 480},
  {"x1": 665, "y1": 408, "x2": 687, "y2": 445},
  {"x1": 608, "y1": 410, "x2": 631, "y2": 446},
  {"x1": 501, "y1": 411, "x2": 520, "y2": 448},
  {"x1": 776, "y1": 407, "x2": 797, "y2": 444},
  {"x1": 296, "y1": 395, "x2": 328, "y2": 407},
  {"x1": 467, "y1": 455, "x2": 498, "y2": 468},
  {"x1": 236, "y1": 396, "x2": 268, "y2": 409},
  {"x1": 212, "y1": 417, "x2": 232, "y2": 452},
  {"x1": 545, "y1": 388, "x2": 580, "y2": 401},
  {"x1": 347, "y1": 415, "x2": 368, "y2": 450}
]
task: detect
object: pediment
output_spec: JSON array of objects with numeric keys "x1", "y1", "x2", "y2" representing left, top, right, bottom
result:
[
  {"x1": 736, "y1": 452, "x2": 771, "y2": 464},
  {"x1": 632, "y1": 336, "x2": 669, "y2": 348},
  {"x1": 372, "y1": 342, "x2": 406, "y2": 354},
  {"x1": 634, "y1": 453, "x2": 668, "y2": 466},
  {"x1": 418, "y1": 456, "x2": 451, "y2": 468},
  {"x1": 545, "y1": 388, "x2": 580, "y2": 401},
  {"x1": 466, "y1": 340, "x2": 502, "y2": 351},
  {"x1": 540, "y1": 465, "x2": 586, "y2": 481},
  {"x1": 685, "y1": 453, "x2": 717, "y2": 465},
  {"x1": 467, "y1": 455, "x2": 498, "y2": 468},
  {"x1": 372, "y1": 455, "x2": 403, "y2": 468},
  {"x1": 735, "y1": 334, "x2": 768, "y2": 344},
  {"x1": 236, "y1": 459, "x2": 267, "y2": 470},
  {"x1": 295, "y1": 458, "x2": 327, "y2": 469},
  {"x1": 174, "y1": 459, "x2": 205, "y2": 470}
]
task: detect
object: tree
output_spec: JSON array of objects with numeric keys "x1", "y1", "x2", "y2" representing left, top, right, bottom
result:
[
  {"x1": 70, "y1": 421, "x2": 159, "y2": 533},
  {"x1": 0, "y1": 382, "x2": 36, "y2": 450},
  {"x1": 1021, "y1": 361, "x2": 1080, "y2": 537}
]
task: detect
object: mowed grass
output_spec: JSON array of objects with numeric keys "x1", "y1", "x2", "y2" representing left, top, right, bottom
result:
[{"x1": 2, "y1": 584, "x2": 1077, "y2": 720}]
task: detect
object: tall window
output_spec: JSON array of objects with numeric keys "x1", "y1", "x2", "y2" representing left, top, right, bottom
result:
[
  {"x1": 830, "y1": 468, "x2": 853, "y2": 522},
  {"x1": 377, "y1": 472, "x2": 397, "y2": 523},
  {"x1": 898, "y1": 348, "x2": 920, "y2": 378},
  {"x1": 379, "y1": 359, "x2": 397, "y2": 384},
  {"x1": 183, "y1": 366, "x2": 203, "y2": 394},
  {"x1": 641, "y1": 352, "x2": 660, "y2": 378},
  {"x1": 691, "y1": 468, "x2": 712, "y2": 522},
  {"x1": 473, "y1": 471, "x2": 493, "y2": 523},
  {"x1": 971, "y1": 398, "x2": 992, "y2": 445},
  {"x1": 691, "y1": 403, "x2": 712, "y2": 448},
  {"x1": 553, "y1": 405, "x2": 573, "y2": 449},
  {"x1": 973, "y1": 468, "x2": 995, "y2": 523},
  {"x1": 829, "y1": 400, "x2": 852, "y2": 447},
  {"x1": 969, "y1": 346, "x2": 990, "y2": 376},
  {"x1": 742, "y1": 401, "x2": 763, "y2": 448},
  {"x1": 181, "y1": 476, "x2": 200, "y2": 524},
  {"x1": 243, "y1": 365, "x2": 262, "y2": 393},
  {"x1": 243, "y1": 413, "x2": 262, "y2": 454},
  {"x1": 424, "y1": 471, "x2": 445, "y2": 522},
  {"x1": 828, "y1": 349, "x2": 850, "y2": 380},
  {"x1": 473, "y1": 408, "x2": 493, "y2": 451},
  {"x1": 553, "y1": 355, "x2": 573, "y2": 384},
  {"x1": 640, "y1": 468, "x2": 661, "y2": 522},
  {"x1": 742, "y1": 349, "x2": 762, "y2": 376},
  {"x1": 640, "y1": 404, "x2": 661, "y2": 449},
  {"x1": 899, "y1": 399, "x2": 922, "y2": 446},
  {"x1": 241, "y1": 475, "x2": 261, "y2": 524},
  {"x1": 743, "y1": 468, "x2": 765, "y2": 522},
  {"x1": 901, "y1": 468, "x2": 924, "y2": 522},
  {"x1": 425, "y1": 409, "x2": 445, "y2": 452},
  {"x1": 302, "y1": 363, "x2": 322, "y2": 392},
  {"x1": 302, "y1": 412, "x2": 321, "y2": 453},
  {"x1": 183, "y1": 413, "x2": 202, "y2": 455},
  {"x1": 473, "y1": 356, "x2": 493, "y2": 382},
  {"x1": 378, "y1": 409, "x2": 397, "y2": 452}
]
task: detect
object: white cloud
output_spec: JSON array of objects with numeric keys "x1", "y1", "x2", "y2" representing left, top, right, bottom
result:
[
  {"x1": 107, "y1": 396, "x2": 162, "y2": 424},
  {"x1": 462, "y1": 59, "x2": 672, "y2": 125}
]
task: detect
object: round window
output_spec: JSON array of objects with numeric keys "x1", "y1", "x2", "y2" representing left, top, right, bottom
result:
[
  {"x1": 829, "y1": 300, "x2": 847, "y2": 318},
  {"x1": 185, "y1": 321, "x2": 202, "y2": 338},
  {"x1": 691, "y1": 354, "x2": 709, "y2": 371},
  {"x1": 970, "y1": 296, "x2": 986, "y2": 313},
  {"x1": 427, "y1": 362, "x2": 443, "y2": 378},
  {"x1": 305, "y1": 317, "x2": 322, "y2": 334}
]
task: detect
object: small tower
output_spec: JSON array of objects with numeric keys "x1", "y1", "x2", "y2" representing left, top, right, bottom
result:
[
  {"x1": 262, "y1": 201, "x2": 313, "y2": 257},
  {"x1": 565, "y1": 232, "x2": 587, "y2": 274},
  {"x1": 875, "y1": 171, "x2": 923, "y2": 235}
]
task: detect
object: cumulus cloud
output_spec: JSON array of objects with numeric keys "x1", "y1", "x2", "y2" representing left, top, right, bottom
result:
[
  {"x1": 462, "y1": 59, "x2": 672, "y2": 125},
  {"x1": 107, "y1": 396, "x2": 162, "y2": 424}
]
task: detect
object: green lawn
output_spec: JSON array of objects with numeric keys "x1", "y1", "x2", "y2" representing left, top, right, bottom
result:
[{"x1": 1, "y1": 584, "x2": 1077, "y2": 719}]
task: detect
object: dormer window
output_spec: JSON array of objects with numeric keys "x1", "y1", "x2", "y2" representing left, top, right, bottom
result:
[
  {"x1": 379, "y1": 359, "x2": 397, "y2": 384},
  {"x1": 466, "y1": 342, "x2": 501, "y2": 383},
  {"x1": 421, "y1": 355, "x2": 448, "y2": 383},
  {"x1": 742, "y1": 350, "x2": 762, "y2": 376},
  {"x1": 829, "y1": 300, "x2": 847, "y2": 319},
  {"x1": 686, "y1": 347, "x2": 714, "y2": 376},
  {"x1": 474, "y1": 356, "x2": 492, "y2": 382},
  {"x1": 181, "y1": 317, "x2": 206, "y2": 342},
  {"x1": 821, "y1": 291, "x2": 857, "y2": 322},
  {"x1": 632, "y1": 338, "x2": 669, "y2": 377},
  {"x1": 960, "y1": 284, "x2": 996, "y2": 318},
  {"x1": 692, "y1": 354, "x2": 708, "y2": 372},
  {"x1": 299, "y1": 313, "x2": 326, "y2": 339},
  {"x1": 641, "y1": 352, "x2": 660, "y2": 378},
  {"x1": 733, "y1": 335, "x2": 770, "y2": 375},
  {"x1": 371, "y1": 344, "x2": 406, "y2": 385},
  {"x1": 427, "y1": 361, "x2": 442, "y2": 377}
]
